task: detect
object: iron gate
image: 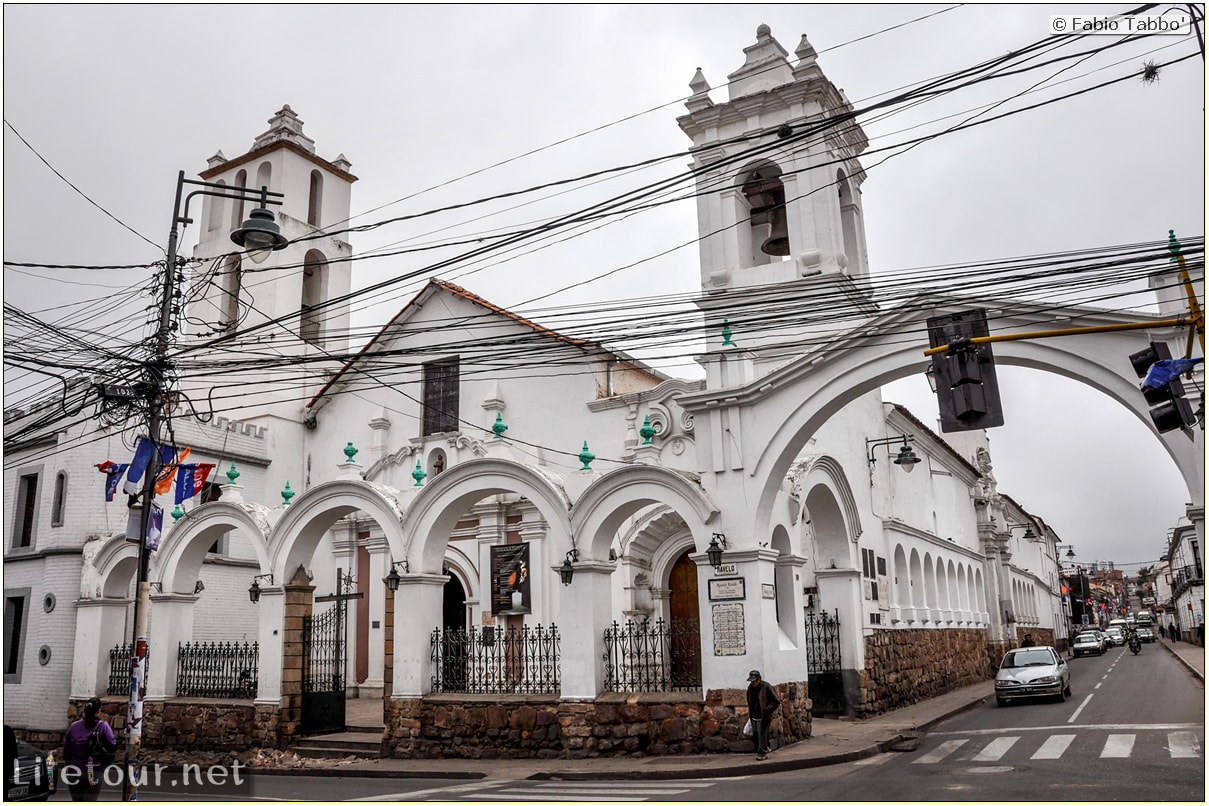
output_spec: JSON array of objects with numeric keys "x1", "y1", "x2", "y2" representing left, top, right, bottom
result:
[
  {"x1": 301, "y1": 599, "x2": 346, "y2": 734},
  {"x1": 804, "y1": 609, "x2": 845, "y2": 715}
]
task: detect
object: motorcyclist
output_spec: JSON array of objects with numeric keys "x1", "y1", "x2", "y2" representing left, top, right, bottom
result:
[{"x1": 1127, "y1": 626, "x2": 1142, "y2": 653}]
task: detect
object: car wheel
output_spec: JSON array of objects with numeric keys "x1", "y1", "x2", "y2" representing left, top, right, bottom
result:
[
  {"x1": 1064, "y1": 681, "x2": 1072, "y2": 696},
  {"x1": 1055, "y1": 687, "x2": 1066, "y2": 703}
]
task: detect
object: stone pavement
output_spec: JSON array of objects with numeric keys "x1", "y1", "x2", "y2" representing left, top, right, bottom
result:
[{"x1": 260, "y1": 640, "x2": 1205, "y2": 782}]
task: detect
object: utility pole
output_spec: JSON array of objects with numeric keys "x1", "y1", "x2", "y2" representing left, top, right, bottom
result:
[{"x1": 122, "y1": 172, "x2": 287, "y2": 801}]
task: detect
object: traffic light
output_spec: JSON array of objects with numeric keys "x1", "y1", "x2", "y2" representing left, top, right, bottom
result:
[
  {"x1": 926, "y1": 309, "x2": 1005, "y2": 433},
  {"x1": 1128, "y1": 340, "x2": 1197, "y2": 433}
]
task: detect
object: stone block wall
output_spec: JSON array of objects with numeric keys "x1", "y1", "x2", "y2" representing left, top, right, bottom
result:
[
  {"x1": 1015, "y1": 627, "x2": 1054, "y2": 648},
  {"x1": 382, "y1": 681, "x2": 811, "y2": 759},
  {"x1": 859, "y1": 629, "x2": 992, "y2": 716},
  {"x1": 58, "y1": 697, "x2": 280, "y2": 755}
]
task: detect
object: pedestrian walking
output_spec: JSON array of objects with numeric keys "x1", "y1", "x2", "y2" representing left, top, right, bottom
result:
[
  {"x1": 1020, "y1": 634, "x2": 1035, "y2": 647},
  {"x1": 1159, "y1": 623, "x2": 1166, "y2": 639},
  {"x1": 745, "y1": 669, "x2": 780, "y2": 761},
  {"x1": 62, "y1": 697, "x2": 116, "y2": 801}
]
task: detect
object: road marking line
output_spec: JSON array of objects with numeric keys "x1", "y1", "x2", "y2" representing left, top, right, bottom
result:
[
  {"x1": 1094, "y1": 682, "x2": 1102, "y2": 689},
  {"x1": 933, "y1": 722, "x2": 1202, "y2": 736},
  {"x1": 468, "y1": 794, "x2": 647, "y2": 802},
  {"x1": 913, "y1": 739, "x2": 968, "y2": 764},
  {"x1": 1168, "y1": 731, "x2": 1202, "y2": 758},
  {"x1": 1101, "y1": 734, "x2": 1135, "y2": 758},
  {"x1": 1032, "y1": 734, "x2": 1076, "y2": 759},
  {"x1": 1067, "y1": 693, "x2": 1093, "y2": 723},
  {"x1": 971, "y1": 737, "x2": 1019, "y2": 761},
  {"x1": 854, "y1": 754, "x2": 893, "y2": 765}
]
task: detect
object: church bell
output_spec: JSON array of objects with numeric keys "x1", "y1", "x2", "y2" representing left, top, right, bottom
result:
[{"x1": 760, "y1": 207, "x2": 790, "y2": 256}]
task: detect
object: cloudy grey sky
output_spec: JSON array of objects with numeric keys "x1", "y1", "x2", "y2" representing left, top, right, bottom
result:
[{"x1": 4, "y1": 4, "x2": 1203, "y2": 570}]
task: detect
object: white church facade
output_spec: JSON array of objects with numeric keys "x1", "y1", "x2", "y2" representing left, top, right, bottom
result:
[{"x1": 7, "y1": 26, "x2": 1196, "y2": 757}]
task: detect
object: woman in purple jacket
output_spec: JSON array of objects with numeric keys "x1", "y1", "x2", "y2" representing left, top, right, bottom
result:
[{"x1": 62, "y1": 698, "x2": 116, "y2": 801}]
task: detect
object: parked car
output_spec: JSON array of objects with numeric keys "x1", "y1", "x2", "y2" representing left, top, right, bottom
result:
[
  {"x1": 1076, "y1": 629, "x2": 1108, "y2": 653},
  {"x1": 3, "y1": 725, "x2": 55, "y2": 802},
  {"x1": 1104, "y1": 626, "x2": 1126, "y2": 647},
  {"x1": 1072, "y1": 632, "x2": 1106, "y2": 656},
  {"x1": 995, "y1": 646, "x2": 1072, "y2": 706},
  {"x1": 1137, "y1": 626, "x2": 1156, "y2": 643}
]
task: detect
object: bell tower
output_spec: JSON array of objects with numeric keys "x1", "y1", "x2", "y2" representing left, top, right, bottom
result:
[
  {"x1": 181, "y1": 106, "x2": 357, "y2": 415},
  {"x1": 680, "y1": 26, "x2": 874, "y2": 367}
]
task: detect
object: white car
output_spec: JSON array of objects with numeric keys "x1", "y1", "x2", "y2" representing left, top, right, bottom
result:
[
  {"x1": 1072, "y1": 632, "x2": 1105, "y2": 657},
  {"x1": 995, "y1": 646, "x2": 1072, "y2": 706}
]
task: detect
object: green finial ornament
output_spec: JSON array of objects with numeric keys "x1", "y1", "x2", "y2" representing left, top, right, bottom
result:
[
  {"x1": 281, "y1": 481, "x2": 295, "y2": 506},
  {"x1": 1168, "y1": 229, "x2": 1181, "y2": 260},
  {"x1": 412, "y1": 460, "x2": 427, "y2": 487},
  {"x1": 226, "y1": 463, "x2": 240, "y2": 485},
  {"x1": 639, "y1": 415, "x2": 656, "y2": 445},
  {"x1": 344, "y1": 441, "x2": 358, "y2": 462},
  {"x1": 492, "y1": 412, "x2": 508, "y2": 438},
  {"x1": 578, "y1": 440, "x2": 595, "y2": 470},
  {"x1": 171, "y1": 504, "x2": 185, "y2": 523},
  {"x1": 721, "y1": 319, "x2": 735, "y2": 347}
]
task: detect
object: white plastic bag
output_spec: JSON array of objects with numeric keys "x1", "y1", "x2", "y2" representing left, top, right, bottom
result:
[{"x1": 743, "y1": 719, "x2": 753, "y2": 737}]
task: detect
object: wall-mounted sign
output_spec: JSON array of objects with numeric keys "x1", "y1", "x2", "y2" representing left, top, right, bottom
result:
[
  {"x1": 490, "y1": 542, "x2": 531, "y2": 615},
  {"x1": 712, "y1": 602, "x2": 746, "y2": 656},
  {"x1": 713, "y1": 564, "x2": 738, "y2": 576},
  {"x1": 708, "y1": 577, "x2": 746, "y2": 601},
  {"x1": 762, "y1": 583, "x2": 775, "y2": 599}
]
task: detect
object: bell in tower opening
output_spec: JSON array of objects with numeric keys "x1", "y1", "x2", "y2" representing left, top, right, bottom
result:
[{"x1": 742, "y1": 167, "x2": 790, "y2": 257}]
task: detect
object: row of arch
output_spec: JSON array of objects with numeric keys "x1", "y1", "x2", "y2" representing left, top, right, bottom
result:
[
  {"x1": 206, "y1": 163, "x2": 325, "y2": 233},
  {"x1": 891, "y1": 544, "x2": 988, "y2": 623},
  {"x1": 1010, "y1": 575, "x2": 1045, "y2": 624}
]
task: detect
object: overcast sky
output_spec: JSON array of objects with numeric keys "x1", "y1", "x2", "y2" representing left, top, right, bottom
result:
[{"x1": 4, "y1": 4, "x2": 1204, "y2": 572}]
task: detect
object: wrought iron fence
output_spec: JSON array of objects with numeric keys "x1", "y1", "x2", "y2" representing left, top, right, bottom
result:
[
  {"x1": 106, "y1": 644, "x2": 149, "y2": 696},
  {"x1": 176, "y1": 641, "x2": 258, "y2": 699},
  {"x1": 429, "y1": 624, "x2": 560, "y2": 694},
  {"x1": 602, "y1": 617, "x2": 701, "y2": 693}
]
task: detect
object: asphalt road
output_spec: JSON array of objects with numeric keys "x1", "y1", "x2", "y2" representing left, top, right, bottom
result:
[{"x1": 46, "y1": 643, "x2": 1204, "y2": 802}]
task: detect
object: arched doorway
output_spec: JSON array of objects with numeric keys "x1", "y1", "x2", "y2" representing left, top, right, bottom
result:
[
  {"x1": 668, "y1": 550, "x2": 702, "y2": 687},
  {"x1": 441, "y1": 569, "x2": 468, "y2": 692}
]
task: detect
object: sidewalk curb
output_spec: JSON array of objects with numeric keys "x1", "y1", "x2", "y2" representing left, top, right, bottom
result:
[{"x1": 1160, "y1": 640, "x2": 1206, "y2": 682}]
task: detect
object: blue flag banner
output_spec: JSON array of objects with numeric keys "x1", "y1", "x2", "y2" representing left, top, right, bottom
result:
[
  {"x1": 122, "y1": 438, "x2": 177, "y2": 496},
  {"x1": 1142, "y1": 357, "x2": 1203, "y2": 390},
  {"x1": 96, "y1": 461, "x2": 130, "y2": 502}
]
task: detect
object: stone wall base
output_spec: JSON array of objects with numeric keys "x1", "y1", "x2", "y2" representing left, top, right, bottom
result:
[
  {"x1": 860, "y1": 629, "x2": 993, "y2": 716},
  {"x1": 382, "y1": 682, "x2": 812, "y2": 759}
]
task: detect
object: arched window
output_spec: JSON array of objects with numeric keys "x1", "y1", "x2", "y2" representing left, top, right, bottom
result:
[
  {"x1": 207, "y1": 180, "x2": 228, "y2": 232},
  {"x1": 255, "y1": 161, "x2": 272, "y2": 197},
  {"x1": 50, "y1": 471, "x2": 66, "y2": 527},
  {"x1": 301, "y1": 250, "x2": 327, "y2": 345},
  {"x1": 308, "y1": 170, "x2": 323, "y2": 227},
  {"x1": 220, "y1": 255, "x2": 242, "y2": 328},
  {"x1": 230, "y1": 169, "x2": 248, "y2": 233}
]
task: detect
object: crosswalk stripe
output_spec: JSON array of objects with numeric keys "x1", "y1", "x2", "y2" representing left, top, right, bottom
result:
[
  {"x1": 1031, "y1": 734, "x2": 1076, "y2": 759},
  {"x1": 913, "y1": 739, "x2": 968, "y2": 764},
  {"x1": 1101, "y1": 734, "x2": 1135, "y2": 758},
  {"x1": 971, "y1": 736, "x2": 1019, "y2": 761},
  {"x1": 1169, "y1": 731, "x2": 1202, "y2": 758}
]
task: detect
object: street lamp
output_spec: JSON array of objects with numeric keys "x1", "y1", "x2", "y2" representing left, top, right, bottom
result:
[
  {"x1": 559, "y1": 549, "x2": 579, "y2": 586},
  {"x1": 706, "y1": 533, "x2": 728, "y2": 571},
  {"x1": 866, "y1": 435, "x2": 921, "y2": 473},
  {"x1": 123, "y1": 171, "x2": 287, "y2": 800},
  {"x1": 248, "y1": 574, "x2": 274, "y2": 604},
  {"x1": 383, "y1": 560, "x2": 409, "y2": 592},
  {"x1": 1008, "y1": 522, "x2": 1038, "y2": 541}
]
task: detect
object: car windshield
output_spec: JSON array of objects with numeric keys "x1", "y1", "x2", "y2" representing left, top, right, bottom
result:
[
  {"x1": 1075, "y1": 635, "x2": 1097, "y2": 643},
  {"x1": 1002, "y1": 649, "x2": 1054, "y2": 668}
]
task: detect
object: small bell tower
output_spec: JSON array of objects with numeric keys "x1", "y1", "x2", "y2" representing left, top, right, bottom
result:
[
  {"x1": 680, "y1": 26, "x2": 875, "y2": 368},
  {"x1": 181, "y1": 106, "x2": 357, "y2": 414}
]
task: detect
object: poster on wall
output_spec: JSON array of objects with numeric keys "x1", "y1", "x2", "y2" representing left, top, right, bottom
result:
[
  {"x1": 491, "y1": 542, "x2": 531, "y2": 614},
  {"x1": 712, "y1": 602, "x2": 746, "y2": 656}
]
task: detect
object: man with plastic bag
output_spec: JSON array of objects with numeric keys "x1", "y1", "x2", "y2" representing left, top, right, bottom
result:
[{"x1": 745, "y1": 670, "x2": 780, "y2": 761}]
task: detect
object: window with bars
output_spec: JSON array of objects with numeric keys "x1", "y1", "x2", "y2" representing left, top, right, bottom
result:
[{"x1": 422, "y1": 358, "x2": 460, "y2": 436}]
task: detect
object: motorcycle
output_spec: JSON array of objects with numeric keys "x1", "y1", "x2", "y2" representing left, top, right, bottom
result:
[{"x1": 1128, "y1": 636, "x2": 1142, "y2": 654}]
